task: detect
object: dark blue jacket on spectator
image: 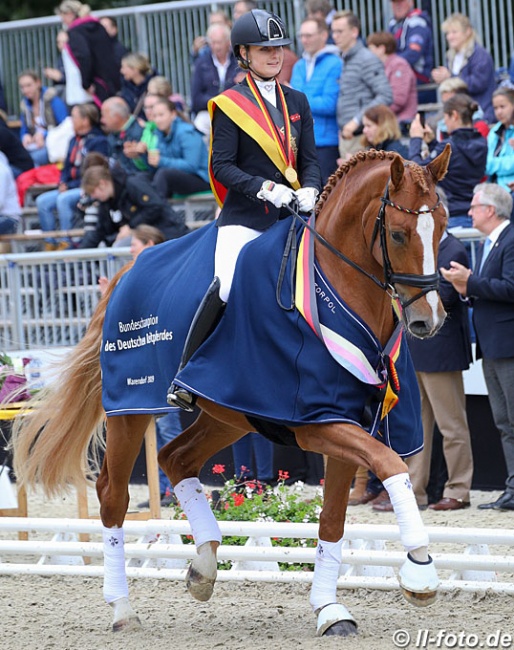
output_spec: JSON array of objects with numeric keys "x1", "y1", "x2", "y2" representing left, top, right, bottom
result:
[
  {"x1": 61, "y1": 126, "x2": 109, "y2": 188},
  {"x1": 119, "y1": 70, "x2": 157, "y2": 120},
  {"x1": 190, "y1": 50, "x2": 240, "y2": 115},
  {"x1": 408, "y1": 232, "x2": 472, "y2": 372},
  {"x1": 375, "y1": 138, "x2": 409, "y2": 158},
  {"x1": 409, "y1": 128, "x2": 487, "y2": 218},
  {"x1": 389, "y1": 8, "x2": 433, "y2": 84},
  {"x1": 447, "y1": 43, "x2": 496, "y2": 123}
]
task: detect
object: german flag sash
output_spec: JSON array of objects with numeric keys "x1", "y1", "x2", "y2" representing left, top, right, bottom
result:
[
  {"x1": 207, "y1": 79, "x2": 301, "y2": 207},
  {"x1": 295, "y1": 214, "x2": 403, "y2": 418}
]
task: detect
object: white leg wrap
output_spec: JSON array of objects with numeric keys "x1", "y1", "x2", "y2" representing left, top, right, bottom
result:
[
  {"x1": 309, "y1": 537, "x2": 344, "y2": 612},
  {"x1": 175, "y1": 477, "x2": 222, "y2": 548},
  {"x1": 102, "y1": 526, "x2": 128, "y2": 604},
  {"x1": 383, "y1": 473, "x2": 429, "y2": 552}
]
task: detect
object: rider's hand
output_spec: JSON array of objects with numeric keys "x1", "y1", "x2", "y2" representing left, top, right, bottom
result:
[
  {"x1": 257, "y1": 181, "x2": 296, "y2": 208},
  {"x1": 295, "y1": 187, "x2": 319, "y2": 213}
]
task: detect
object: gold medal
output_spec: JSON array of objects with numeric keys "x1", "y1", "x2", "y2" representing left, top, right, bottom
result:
[{"x1": 284, "y1": 166, "x2": 298, "y2": 184}]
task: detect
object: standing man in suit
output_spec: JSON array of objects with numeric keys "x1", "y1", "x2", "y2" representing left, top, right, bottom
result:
[
  {"x1": 441, "y1": 182, "x2": 514, "y2": 510},
  {"x1": 406, "y1": 229, "x2": 474, "y2": 510}
]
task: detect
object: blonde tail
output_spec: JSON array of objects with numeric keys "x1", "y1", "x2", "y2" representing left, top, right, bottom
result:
[{"x1": 10, "y1": 262, "x2": 133, "y2": 497}]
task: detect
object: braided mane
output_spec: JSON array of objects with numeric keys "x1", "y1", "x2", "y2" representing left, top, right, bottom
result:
[{"x1": 315, "y1": 149, "x2": 429, "y2": 215}]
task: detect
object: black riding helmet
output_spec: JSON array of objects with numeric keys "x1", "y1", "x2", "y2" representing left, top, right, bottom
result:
[{"x1": 231, "y1": 9, "x2": 292, "y2": 65}]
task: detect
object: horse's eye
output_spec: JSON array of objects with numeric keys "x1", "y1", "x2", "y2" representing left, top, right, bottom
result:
[{"x1": 390, "y1": 231, "x2": 406, "y2": 245}]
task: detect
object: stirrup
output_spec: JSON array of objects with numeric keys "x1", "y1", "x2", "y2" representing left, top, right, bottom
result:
[{"x1": 167, "y1": 386, "x2": 196, "y2": 412}]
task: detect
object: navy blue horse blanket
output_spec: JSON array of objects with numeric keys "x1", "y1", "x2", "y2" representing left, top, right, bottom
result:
[{"x1": 101, "y1": 219, "x2": 422, "y2": 457}]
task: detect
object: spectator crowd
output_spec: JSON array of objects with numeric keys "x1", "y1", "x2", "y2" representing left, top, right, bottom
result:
[{"x1": 1, "y1": 0, "x2": 514, "y2": 510}]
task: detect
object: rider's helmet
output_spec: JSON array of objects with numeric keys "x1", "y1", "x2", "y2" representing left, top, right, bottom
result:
[{"x1": 231, "y1": 9, "x2": 292, "y2": 66}]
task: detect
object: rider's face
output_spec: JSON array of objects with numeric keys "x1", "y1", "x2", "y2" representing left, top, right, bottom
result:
[{"x1": 243, "y1": 45, "x2": 284, "y2": 80}]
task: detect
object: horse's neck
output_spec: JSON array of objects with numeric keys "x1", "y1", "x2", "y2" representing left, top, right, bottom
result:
[{"x1": 315, "y1": 183, "x2": 395, "y2": 346}]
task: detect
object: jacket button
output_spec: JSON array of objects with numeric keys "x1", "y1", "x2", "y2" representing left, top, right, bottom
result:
[{"x1": 274, "y1": 172, "x2": 281, "y2": 179}]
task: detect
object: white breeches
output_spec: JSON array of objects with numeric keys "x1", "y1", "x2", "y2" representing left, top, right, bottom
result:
[{"x1": 214, "y1": 225, "x2": 262, "y2": 302}]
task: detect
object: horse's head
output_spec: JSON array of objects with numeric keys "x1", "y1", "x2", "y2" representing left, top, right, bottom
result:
[{"x1": 369, "y1": 145, "x2": 451, "y2": 338}]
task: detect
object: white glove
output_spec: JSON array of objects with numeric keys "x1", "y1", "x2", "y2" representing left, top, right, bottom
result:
[
  {"x1": 295, "y1": 187, "x2": 319, "y2": 213},
  {"x1": 257, "y1": 180, "x2": 296, "y2": 208}
]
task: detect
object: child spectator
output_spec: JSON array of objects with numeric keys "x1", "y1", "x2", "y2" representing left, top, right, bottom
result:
[{"x1": 360, "y1": 104, "x2": 408, "y2": 157}]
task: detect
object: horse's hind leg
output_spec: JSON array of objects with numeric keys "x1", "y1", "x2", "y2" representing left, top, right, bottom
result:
[
  {"x1": 96, "y1": 414, "x2": 151, "y2": 632},
  {"x1": 158, "y1": 406, "x2": 248, "y2": 602},
  {"x1": 311, "y1": 457, "x2": 358, "y2": 637}
]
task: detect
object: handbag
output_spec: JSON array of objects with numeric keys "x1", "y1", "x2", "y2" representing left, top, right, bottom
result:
[{"x1": 46, "y1": 116, "x2": 75, "y2": 163}]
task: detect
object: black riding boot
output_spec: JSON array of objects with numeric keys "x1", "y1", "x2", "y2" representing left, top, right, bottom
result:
[{"x1": 167, "y1": 277, "x2": 226, "y2": 411}]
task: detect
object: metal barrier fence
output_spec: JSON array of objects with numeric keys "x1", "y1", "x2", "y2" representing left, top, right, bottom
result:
[
  {"x1": 0, "y1": 247, "x2": 131, "y2": 351},
  {"x1": 0, "y1": 0, "x2": 512, "y2": 116},
  {"x1": 0, "y1": 229, "x2": 482, "y2": 353}
]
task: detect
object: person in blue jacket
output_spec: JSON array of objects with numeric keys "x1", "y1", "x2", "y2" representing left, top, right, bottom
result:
[
  {"x1": 409, "y1": 93, "x2": 488, "y2": 228},
  {"x1": 388, "y1": 0, "x2": 434, "y2": 103},
  {"x1": 431, "y1": 13, "x2": 496, "y2": 124},
  {"x1": 486, "y1": 88, "x2": 514, "y2": 190},
  {"x1": 290, "y1": 16, "x2": 342, "y2": 185},
  {"x1": 18, "y1": 70, "x2": 68, "y2": 166},
  {"x1": 149, "y1": 97, "x2": 210, "y2": 199}
]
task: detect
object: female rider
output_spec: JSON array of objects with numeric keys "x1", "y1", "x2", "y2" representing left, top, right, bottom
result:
[{"x1": 167, "y1": 9, "x2": 322, "y2": 410}]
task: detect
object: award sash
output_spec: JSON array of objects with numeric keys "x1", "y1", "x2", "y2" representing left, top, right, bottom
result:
[{"x1": 208, "y1": 78, "x2": 301, "y2": 206}]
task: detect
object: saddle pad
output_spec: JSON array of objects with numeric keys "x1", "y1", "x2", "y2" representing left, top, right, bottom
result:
[{"x1": 101, "y1": 219, "x2": 422, "y2": 457}]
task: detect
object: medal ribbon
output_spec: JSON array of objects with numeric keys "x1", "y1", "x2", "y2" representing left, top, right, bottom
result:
[
  {"x1": 208, "y1": 81, "x2": 301, "y2": 206},
  {"x1": 246, "y1": 74, "x2": 296, "y2": 176},
  {"x1": 295, "y1": 215, "x2": 403, "y2": 417}
]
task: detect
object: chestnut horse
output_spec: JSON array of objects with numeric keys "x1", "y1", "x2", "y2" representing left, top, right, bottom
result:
[{"x1": 12, "y1": 147, "x2": 451, "y2": 638}]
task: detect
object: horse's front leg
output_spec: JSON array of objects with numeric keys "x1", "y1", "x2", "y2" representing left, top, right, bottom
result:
[
  {"x1": 310, "y1": 457, "x2": 358, "y2": 637},
  {"x1": 296, "y1": 423, "x2": 439, "y2": 608},
  {"x1": 160, "y1": 405, "x2": 248, "y2": 602},
  {"x1": 96, "y1": 414, "x2": 151, "y2": 632}
]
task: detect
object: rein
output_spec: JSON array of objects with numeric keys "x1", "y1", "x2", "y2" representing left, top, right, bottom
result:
[{"x1": 280, "y1": 182, "x2": 441, "y2": 311}]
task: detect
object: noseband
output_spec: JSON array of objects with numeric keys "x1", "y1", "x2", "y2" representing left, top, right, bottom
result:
[{"x1": 286, "y1": 181, "x2": 441, "y2": 311}]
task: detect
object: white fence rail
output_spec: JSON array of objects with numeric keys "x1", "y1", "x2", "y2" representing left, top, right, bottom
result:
[{"x1": 1, "y1": 518, "x2": 513, "y2": 593}]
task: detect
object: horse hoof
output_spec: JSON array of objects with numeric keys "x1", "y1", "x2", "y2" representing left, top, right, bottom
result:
[
  {"x1": 399, "y1": 553, "x2": 439, "y2": 607},
  {"x1": 316, "y1": 603, "x2": 357, "y2": 637},
  {"x1": 110, "y1": 597, "x2": 142, "y2": 632},
  {"x1": 186, "y1": 564, "x2": 215, "y2": 602},
  {"x1": 112, "y1": 616, "x2": 142, "y2": 633}
]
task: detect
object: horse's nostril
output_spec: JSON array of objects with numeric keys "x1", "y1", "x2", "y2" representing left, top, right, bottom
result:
[{"x1": 409, "y1": 321, "x2": 431, "y2": 339}]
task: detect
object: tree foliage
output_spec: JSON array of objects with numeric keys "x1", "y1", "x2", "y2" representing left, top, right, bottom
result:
[{"x1": 0, "y1": 0, "x2": 112, "y2": 22}]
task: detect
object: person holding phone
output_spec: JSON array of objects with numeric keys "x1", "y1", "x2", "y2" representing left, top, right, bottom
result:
[{"x1": 409, "y1": 94, "x2": 487, "y2": 228}]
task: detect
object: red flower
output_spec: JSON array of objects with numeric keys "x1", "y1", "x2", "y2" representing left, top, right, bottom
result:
[
  {"x1": 247, "y1": 482, "x2": 256, "y2": 490},
  {"x1": 212, "y1": 464, "x2": 226, "y2": 475},
  {"x1": 233, "y1": 493, "x2": 245, "y2": 507},
  {"x1": 278, "y1": 470, "x2": 290, "y2": 481},
  {"x1": 319, "y1": 478, "x2": 325, "y2": 486}
]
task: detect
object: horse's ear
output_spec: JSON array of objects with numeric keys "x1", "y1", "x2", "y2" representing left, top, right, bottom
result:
[
  {"x1": 389, "y1": 153, "x2": 405, "y2": 190},
  {"x1": 427, "y1": 143, "x2": 451, "y2": 182}
]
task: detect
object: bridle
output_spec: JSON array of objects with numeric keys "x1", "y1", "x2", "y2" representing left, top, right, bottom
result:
[
  {"x1": 371, "y1": 183, "x2": 441, "y2": 308},
  {"x1": 283, "y1": 180, "x2": 442, "y2": 311}
]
